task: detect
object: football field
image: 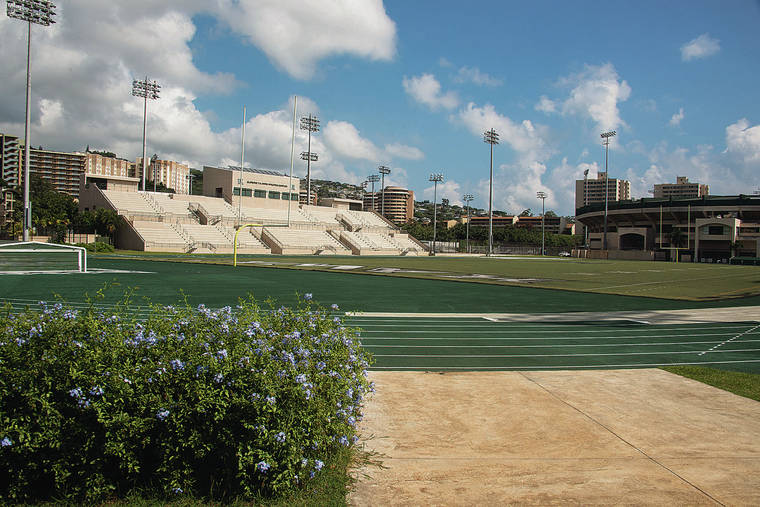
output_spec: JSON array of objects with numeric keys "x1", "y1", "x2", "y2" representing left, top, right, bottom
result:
[{"x1": 1, "y1": 255, "x2": 759, "y2": 373}]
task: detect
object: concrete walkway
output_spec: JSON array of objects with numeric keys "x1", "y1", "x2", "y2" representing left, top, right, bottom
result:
[{"x1": 350, "y1": 369, "x2": 760, "y2": 505}]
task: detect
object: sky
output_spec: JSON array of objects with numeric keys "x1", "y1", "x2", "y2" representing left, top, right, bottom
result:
[{"x1": 1, "y1": 0, "x2": 759, "y2": 216}]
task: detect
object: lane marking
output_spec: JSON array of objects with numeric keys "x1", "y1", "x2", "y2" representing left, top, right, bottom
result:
[
  {"x1": 363, "y1": 339, "x2": 760, "y2": 348},
  {"x1": 369, "y1": 359, "x2": 760, "y2": 370},
  {"x1": 372, "y1": 348, "x2": 760, "y2": 358},
  {"x1": 698, "y1": 324, "x2": 760, "y2": 356}
]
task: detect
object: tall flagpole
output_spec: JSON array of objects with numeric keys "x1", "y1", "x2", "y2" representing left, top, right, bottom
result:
[{"x1": 288, "y1": 96, "x2": 297, "y2": 226}]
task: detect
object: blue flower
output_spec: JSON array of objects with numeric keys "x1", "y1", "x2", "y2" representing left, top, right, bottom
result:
[
  {"x1": 315, "y1": 459, "x2": 324, "y2": 471},
  {"x1": 295, "y1": 374, "x2": 307, "y2": 384},
  {"x1": 69, "y1": 387, "x2": 83, "y2": 399},
  {"x1": 172, "y1": 487, "x2": 183, "y2": 494},
  {"x1": 89, "y1": 386, "x2": 104, "y2": 397},
  {"x1": 156, "y1": 409, "x2": 170, "y2": 421},
  {"x1": 331, "y1": 303, "x2": 339, "y2": 310},
  {"x1": 1, "y1": 437, "x2": 12, "y2": 447},
  {"x1": 339, "y1": 435, "x2": 349, "y2": 446},
  {"x1": 275, "y1": 431, "x2": 286, "y2": 443},
  {"x1": 266, "y1": 395, "x2": 276, "y2": 405},
  {"x1": 256, "y1": 461, "x2": 270, "y2": 473},
  {"x1": 304, "y1": 293, "x2": 313, "y2": 300},
  {"x1": 170, "y1": 359, "x2": 185, "y2": 370}
]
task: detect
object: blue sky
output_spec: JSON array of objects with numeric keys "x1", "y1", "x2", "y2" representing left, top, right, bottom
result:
[{"x1": 1, "y1": 1, "x2": 759, "y2": 215}]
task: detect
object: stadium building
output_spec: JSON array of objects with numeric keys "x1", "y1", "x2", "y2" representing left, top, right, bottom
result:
[
  {"x1": 81, "y1": 152, "x2": 139, "y2": 193},
  {"x1": 575, "y1": 195, "x2": 760, "y2": 262},
  {"x1": 203, "y1": 165, "x2": 299, "y2": 209}
]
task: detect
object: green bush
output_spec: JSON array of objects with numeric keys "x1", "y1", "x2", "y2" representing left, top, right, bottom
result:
[
  {"x1": 74, "y1": 241, "x2": 115, "y2": 253},
  {"x1": 0, "y1": 294, "x2": 373, "y2": 503}
]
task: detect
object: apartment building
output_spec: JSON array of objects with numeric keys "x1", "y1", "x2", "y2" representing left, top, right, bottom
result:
[
  {"x1": 80, "y1": 152, "x2": 139, "y2": 193},
  {"x1": 575, "y1": 171, "x2": 631, "y2": 209},
  {"x1": 137, "y1": 157, "x2": 190, "y2": 194},
  {"x1": 1, "y1": 134, "x2": 21, "y2": 223},
  {"x1": 653, "y1": 176, "x2": 709, "y2": 199},
  {"x1": 363, "y1": 186, "x2": 414, "y2": 224},
  {"x1": 20, "y1": 146, "x2": 85, "y2": 197}
]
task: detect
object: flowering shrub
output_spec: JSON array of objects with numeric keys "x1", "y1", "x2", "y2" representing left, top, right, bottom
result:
[{"x1": 0, "y1": 295, "x2": 373, "y2": 503}]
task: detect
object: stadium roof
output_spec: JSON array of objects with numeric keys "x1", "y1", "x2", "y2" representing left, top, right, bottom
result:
[{"x1": 223, "y1": 166, "x2": 287, "y2": 177}]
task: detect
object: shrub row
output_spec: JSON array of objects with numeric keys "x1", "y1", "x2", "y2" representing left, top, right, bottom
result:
[{"x1": 0, "y1": 294, "x2": 373, "y2": 503}]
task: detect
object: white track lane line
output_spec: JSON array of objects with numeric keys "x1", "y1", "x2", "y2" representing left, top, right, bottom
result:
[
  {"x1": 372, "y1": 348, "x2": 760, "y2": 358},
  {"x1": 363, "y1": 339, "x2": 760, "y2": 348},
  {"x1": 698, "y1": 324, "x2": 760, "y2": 356},
  {"x1": 370, "y1": 359, "x2": 760, "y2": 370}
]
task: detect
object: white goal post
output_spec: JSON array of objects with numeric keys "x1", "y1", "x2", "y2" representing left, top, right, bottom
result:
[{"x1": 0, "y1": 241, "x2": 87, "y2": 273}]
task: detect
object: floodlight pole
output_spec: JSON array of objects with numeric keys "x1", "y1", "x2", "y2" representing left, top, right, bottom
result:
[
  {"x1": 484, "y1": 128, "x2": 499, "y2": 256},
  {"x1": 583, "y1": 168, "x2": 589, "y2": 247},
  {"x1": 367, "y1": 174, "x2": 380, "y2": 213},
  {"x1": 378, "y1": 165, "x2": 390, "y2": 217},
  {"x1": 601, "y1": 130, "x2": 616, "y2": 251},
  {"x1": 7, "y1": 0, "x2": 56, "y2": 241},
  {"x1": 300, "y1": 114, "x2": 320, "y2": 204},
  {"x1": 429, "y1": 173, "x2": 444, "y2": 255},
  {"x1": 537, "y1": 191, "x2": 547, "y2": 256},
  {"x1": 132, "y1": 76, "x2": 160, "y2": 192},
  {"x1": 463, "y1": 193, "x2": 474, "y2": 254}
]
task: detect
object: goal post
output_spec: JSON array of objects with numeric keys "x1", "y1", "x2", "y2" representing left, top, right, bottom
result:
[{"x1": 0, "y1": 241, "x2": 87, "y2": 273}]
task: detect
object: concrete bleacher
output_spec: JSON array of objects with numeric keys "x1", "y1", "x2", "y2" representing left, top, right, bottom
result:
[
  {"x1": 100, "y1": 187, "x2": 424, "y2": 255},
  {"x1": 131, "y1": 221, "x2": 190, "y2": 251},
  {"x1": 103, "y1": 190, "x2": 161, "y2": 215},
  {"x1": 263, "y1": 228, "x2": 350, "y2": 255}
]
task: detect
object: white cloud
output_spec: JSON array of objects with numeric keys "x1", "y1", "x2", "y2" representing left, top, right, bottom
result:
[
  {"x1": 215, "y1": 0, "x2": 397, "y2": 80},
  {"x1": 560, "y1": 63, "x2": 631, "y2": 132},
  {"x1": 384, "y1": 143, "x2": 424, "y2": 160},
  {"x1": 454, "y1": 66, "x2": 503, "y2": 87},
  {"x1": 402, "y1": 73, "x2": 459, "y2": 110},
  {"x1": 535, "y1": 95, "x2": 557, "y2": 114},
  {"x1": 324, "y1": 121, "x2": 381, "y2": 161},
  {"x1": 438, "y1": 57, "x2": 454, "y2": 68},
  {"x1": 669, "y1": 107, "x2": 685, "y2": 127},
  {"x1": 681, "y1": 33, "x2": 720, "y2": 61},
  {"x1": 456, "y1": 102, "x2": 552, "y2": 165},
  {"x1": 724, "y1": 118, "x2": 760, "y2": 165},
  {"x1": 422, "y1": 179, "x2": 462, "y2": 206}
]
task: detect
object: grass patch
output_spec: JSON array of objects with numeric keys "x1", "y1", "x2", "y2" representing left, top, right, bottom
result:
[
  {"x1": 662, "y1": 365, "x2": 760, "y2": 401},
  {"x1": 96, "y1": 251, "x2": 760, "y2": 301}
]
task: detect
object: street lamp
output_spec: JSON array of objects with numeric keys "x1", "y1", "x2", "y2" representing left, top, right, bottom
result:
[
  {"x1": 300, "y1": 113, "x2": 320, "y2": 204},
  {"x1": 429, "y1": 173, "x2": 444, "y2": 256},
  {"x1": 132, "y1": 76, "x2": 160, "y2": 192},
  {"x1": 463, "y1": 193, "x2": 474, "y2": 254},
  {"x1": 483, "y1": 128, "x2": 499, "y2": 256},
  {"x1": 378, "y1": 165, "x2": 390, "y2": 217},
  {"x1": 7, "y1": 0, "x2": 56, "y2": 241},
  {"x1": 367, "y1": 174, "x2": 380, "y2": 213},
  {"x1": 537, "y1": 191, "x2": 547, "y2": 256},
  {"x1": 601, "y1": 130, "x2": 616, "y2": 251}
]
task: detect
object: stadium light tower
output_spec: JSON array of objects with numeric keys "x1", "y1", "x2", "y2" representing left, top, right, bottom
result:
[
  {"x1": 601, "y1": 130, "x2": 617, "y2": 251},
  {"x1": 367, "y1": 174, "x2": 380, "y2": 213},
  {"x1": 360, "y1": 180, "x2": 368, "y2": 210},
  {"x1": 463, "y1": 193, "x2": 474, "y2": 254},
  {"x1": 483, "y1": 128, "x2": 499, "y2": 256},
  {"x1": 132, "y1": 76, "x2": 160, "y2": 192},
  {"x1": 378, "y1": 165, "x2": 390, "y2": 217},
  {"x1": 7, "y1": 0, "x2": 56, "y2": 241},
  {"x1": 537, "y1": 191, "x2": 547, "y2": 256},
  {"x1": 429, "y1": 173, "x2": 444, "y2": 255},
  {"x1": 300, "y1": 113, "x2": 320, "y2": 204}
]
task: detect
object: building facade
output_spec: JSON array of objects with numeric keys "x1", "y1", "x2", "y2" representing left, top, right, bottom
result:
[
  {"x1": 80, "y1": 152, "x2": 139, "y2": 193},
  {"x1": 653, "y1": 176, "x2": 709, "y2": 199},
  {"x1": 202, "y1": 165, "x2": 300, "y2": 209},
  {"x1": 137, "y1": 157, "x2": 190, "y2": 194},
  {"x1": 1, "y1": 134, "x2": 21, "y2": 224},
  {"x1": 575, "y1": 195, "x2": 760, "y2": 261},
  {"x1": 21, "y1": 146, "x2": 85, "y2": 197},
  {"x1": 575, "y1": 171, "x2": 631, "y2": 209},
  {"x1": 363, "y1": 186, "x2": 414, "y2": 224}
]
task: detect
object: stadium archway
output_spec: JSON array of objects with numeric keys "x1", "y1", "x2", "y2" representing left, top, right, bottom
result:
[{"x1": 619, "y1": 232, "x2": 646, "y2": 251}]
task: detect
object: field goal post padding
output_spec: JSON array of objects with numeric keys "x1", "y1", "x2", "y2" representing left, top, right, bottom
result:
[{"x1": 0, "y1": 241, "x2": 87, "y2": 273}]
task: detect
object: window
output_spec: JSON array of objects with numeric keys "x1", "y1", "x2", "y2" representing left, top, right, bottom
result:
[
  {"x1": 241, "y1": 188, "x2": 252, "y2": 197},
  {"x1": 254, "y1": 189, "x2": 266, "y2": 198},
  {"x1": 233, "y1": 187, "x2": 241, "y2": 196},
  {"x1": 268, "y1": 191, "x2": 280, "y2": 199}
]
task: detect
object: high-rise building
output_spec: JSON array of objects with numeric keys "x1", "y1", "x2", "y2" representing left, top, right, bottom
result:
[
  {"x1": 575, "y1": 171, "x2": 631, "y2": 209},
  {"x1": 137, "y1": 157, "x2": 190, "y2": 194},
  {"x1": 20, "y1": 146, "x2": 86, "y2": 197},
  {"x1": 653, "y1": 176, "x2": 708, "y2": 199},
  {"x1": 1, "y1": 134, "x2": 21, "y2": 223},
  {"x1": 80, "y1": 152, "x2": 139, "y2": 193},
  {"x1": 363, "y1": 186, "x2": 414, "y2": 224}
]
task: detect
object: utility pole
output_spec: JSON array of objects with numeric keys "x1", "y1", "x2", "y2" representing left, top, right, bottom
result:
[
  {"x1": 429, "y1": 173, "x2": 444, "y2": 255},
  {"x1": 367, "y1": 174, "x2": 380, "y2": 212},
  {"x1": 463, "y1": 193, "x2": 474, "y2": 254},
  {"x1": 378, "y1": 165, "x2": 390, "y2": 217},
  {"x1": 483, "y1": 128, "x2": 499, "y2": 256},
  {"x1": 601, "y1": 130, "x2": 617, "y2": 251},
  {"x1": 537, "y1": 191, "x2": 547, "y2": 256}
]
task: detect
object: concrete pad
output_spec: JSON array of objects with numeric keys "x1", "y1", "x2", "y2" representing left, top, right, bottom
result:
[{"x1": 351, "y1": 370, "x2": 760, "y2": 505}]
